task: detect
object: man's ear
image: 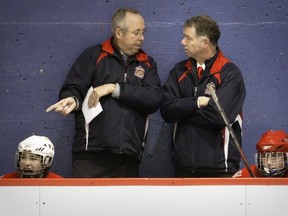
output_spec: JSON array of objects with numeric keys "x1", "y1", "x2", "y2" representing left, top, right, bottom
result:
[
  {"x1": 202, "y1": 37, "x2": 210, "y2": 47},
  {"x1": 114, "y1": 27, "x2": 123, "y2": 40}
]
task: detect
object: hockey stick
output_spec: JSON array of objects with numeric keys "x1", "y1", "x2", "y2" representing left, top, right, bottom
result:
[{"x1": 207, "y1": 83, "x2": 255, "y2": 177}]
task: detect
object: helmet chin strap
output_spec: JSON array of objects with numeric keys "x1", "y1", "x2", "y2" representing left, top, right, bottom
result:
[
  {"x1": 262, "y1": 167, "x2": 286, "y2": 177},
  {"x1": 20, "y1": 172, "x2": 45, "y2": 178},
  {"x1": 19, "y1": 168, "x2": 46, "y2": 178},
  {"x1": 266, "y1": 169, "x2": 277, "y2": 177}
]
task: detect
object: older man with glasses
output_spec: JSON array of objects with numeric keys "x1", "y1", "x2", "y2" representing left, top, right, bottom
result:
[{"x1": 46, "y1": 8, "x2": 161, "y2": 178}]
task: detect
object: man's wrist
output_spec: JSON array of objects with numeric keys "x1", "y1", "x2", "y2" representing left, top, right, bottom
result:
[
  {"x1": 71, "y1": 96, "x2": 79, "y2": 110},
  {"x1": 111, "y1": 83, "x2": 120, "y2": 98}
]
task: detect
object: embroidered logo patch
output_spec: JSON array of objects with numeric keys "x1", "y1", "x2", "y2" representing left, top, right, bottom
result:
[
  {"x1": 205, "y1": 82, "x2": 215, "y2": 95},
  {"x1": 134, "y1": 66, "x2": 145, "y2": 79}
]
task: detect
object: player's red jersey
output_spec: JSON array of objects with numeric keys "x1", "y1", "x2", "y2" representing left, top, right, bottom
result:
[{"x1": 1, "y1": 171, "x2": 62, "y2": 178}]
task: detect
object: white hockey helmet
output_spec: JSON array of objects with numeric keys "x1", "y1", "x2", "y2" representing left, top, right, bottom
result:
[{"x1": 15, "y1": 135, "x2": 55, "y2": 178}]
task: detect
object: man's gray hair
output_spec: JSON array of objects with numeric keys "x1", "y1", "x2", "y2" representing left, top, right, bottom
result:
[{"x1": 111, "y1": 8, "x2": 141, "y2": 34}]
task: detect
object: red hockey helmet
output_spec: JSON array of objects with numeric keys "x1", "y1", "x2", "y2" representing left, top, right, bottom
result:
[{"x1": 255, "y1": 130, "x2": 288, "y2": 177}]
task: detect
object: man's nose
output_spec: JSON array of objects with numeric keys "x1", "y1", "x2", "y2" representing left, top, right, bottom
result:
[
  {"x1": 139, "y1": 33, "x2": 144, "y2": 41},
  {"x1": 181, "y1": 38, "x2": 186, "y2": 45}
]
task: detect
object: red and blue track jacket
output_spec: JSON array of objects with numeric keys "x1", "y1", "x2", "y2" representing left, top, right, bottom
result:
[
  {"x1": 59, "y1": 37, "x2": 162, "y2": 159},
  {"x1": 161, "y1": 48, "x2": 246, "y2": 175}
]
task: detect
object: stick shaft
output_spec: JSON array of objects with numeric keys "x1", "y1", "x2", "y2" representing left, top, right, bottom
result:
[{"x1": 207, "y1": 84, "x2": 255, "y2": 177}]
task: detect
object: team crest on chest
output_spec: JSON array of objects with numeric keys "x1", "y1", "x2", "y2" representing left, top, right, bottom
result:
[{"x1": 134, "y1": 66, "x2": 145, "y2": 79}]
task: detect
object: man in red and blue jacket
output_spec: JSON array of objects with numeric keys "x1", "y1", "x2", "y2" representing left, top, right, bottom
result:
[
  {"x1": 46, "y1": 8, "x2": 161, "y2": 178},
  {"x1": 161, "y1": 15, "x2": 246, "y2": 177}
]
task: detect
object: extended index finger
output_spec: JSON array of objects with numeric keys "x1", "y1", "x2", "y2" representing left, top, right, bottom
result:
[{"x1": 46, "y1": 102, "x2": 61, "y2": 112}]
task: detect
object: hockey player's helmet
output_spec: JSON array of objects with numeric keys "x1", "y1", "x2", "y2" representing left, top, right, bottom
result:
[
  {"x1": 255, "y1": 130, "x2": 288, "y2": 177},
  {"x1": 15, "y1": 135, "x2": 55, "y2": 178}
]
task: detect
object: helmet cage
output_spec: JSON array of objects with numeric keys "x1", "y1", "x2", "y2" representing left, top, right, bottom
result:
[
  {"x1": 255, "y1": 152, "x2": 288, "y2": 177},
  {"x1": 15, "y1": 150, "x2": 53, "y2": 178}
]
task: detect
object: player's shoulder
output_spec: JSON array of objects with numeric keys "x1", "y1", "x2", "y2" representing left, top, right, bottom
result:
[{"x1": 1, "y1": 172, "x2": 19, "y2": 178}]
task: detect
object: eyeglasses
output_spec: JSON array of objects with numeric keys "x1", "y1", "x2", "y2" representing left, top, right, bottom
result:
[{"x1": 120, "y1": 28, "x2": 146, "y2": 38}]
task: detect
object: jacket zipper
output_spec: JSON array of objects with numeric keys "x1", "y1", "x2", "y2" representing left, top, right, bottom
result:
[
  {"x1": 194, "y1": 86, "x2": 197, "y2": 97},
  {"x1": 123, "y1": 58, "x2": 128, "y2": 83},
  {"x1": 194, "y1": 69, "x2": 199, "y2": 96}
]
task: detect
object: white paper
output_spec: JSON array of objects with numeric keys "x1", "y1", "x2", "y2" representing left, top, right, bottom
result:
[{"x1": 82, "y1": 87, "x2": 103, "y2": 124}]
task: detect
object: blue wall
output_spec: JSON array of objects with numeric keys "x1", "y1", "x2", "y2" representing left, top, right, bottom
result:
[{"x1": 1, "y1": 0, "x2": 287, "y2": 177}]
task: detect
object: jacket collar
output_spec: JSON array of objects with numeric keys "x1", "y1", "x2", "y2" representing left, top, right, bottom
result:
[{"x1": 101, "y1": 37, "x2": 150, "y2": 67}]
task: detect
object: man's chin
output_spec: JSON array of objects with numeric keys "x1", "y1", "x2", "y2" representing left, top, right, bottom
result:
[
  {"x1": 183, "y1": 49, "x2": 190, "y2": 54},
  {"x1": 130, "y1": 48, "x2": 141, "y2": 55},
  {"x1": 135, "y1": 44, "x2": 142, "y2": 49}
]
